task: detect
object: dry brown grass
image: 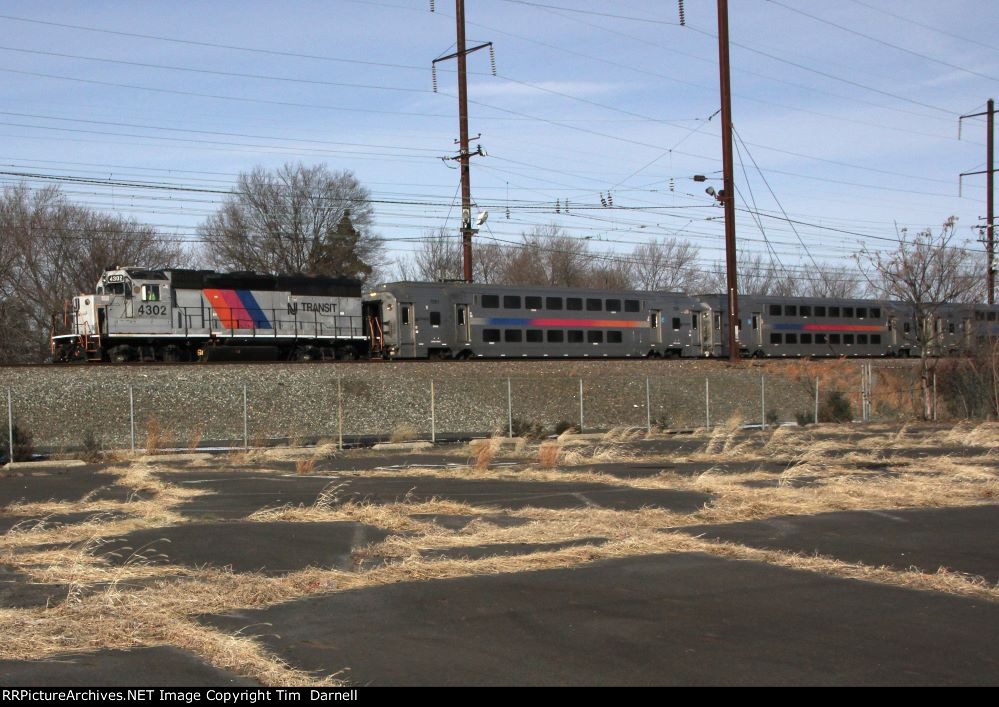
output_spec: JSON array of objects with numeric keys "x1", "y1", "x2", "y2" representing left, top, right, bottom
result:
[
  {"x1": 4, "y1": 420, "x2": 997, "y2": 687},
  {"x1": 187, "y1": 426, "x2": 205, "y2": 452},
  {"x1": 295, "y1": 458, "x2": 316, "y2": 475},
  {"x1": 389, "y1": 423, "x2": 420, "y2": 443},
  {"x1": 144, "y1": 419, "x2": 165, "y2": 455},
  {"x1": 537, "y1": 441, "x2": 563, "y2": 469}
]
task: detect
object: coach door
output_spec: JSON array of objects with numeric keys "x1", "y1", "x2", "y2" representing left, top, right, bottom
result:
[
  {"x1": 649, "y1": 309, "x2": 662, "y2": 346},
  {"x1": 455, "y1": 303, "x2": 470, "y2": 345},
  {"x1": 751, "y1": 311, "x2": 763, "y2": 348},
  {"x1": 399, "y1": 302, "x2": 415, "y2": 356}
]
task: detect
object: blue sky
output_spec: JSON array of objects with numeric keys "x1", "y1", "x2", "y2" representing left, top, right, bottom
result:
[{"x1": 0, "y1": 0, "x2": 995, "y2": 283}]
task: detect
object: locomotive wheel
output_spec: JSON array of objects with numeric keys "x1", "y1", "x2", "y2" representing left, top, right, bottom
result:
[
  {"x1": 294, "y1": 346, "x2": 317, "y2": 362},
  {"x1": 336, "y1": 346, "x2": 357, "y2": 361},
  {"x1": 109, "y1": 346, "x2": 133, "y2": 364}
]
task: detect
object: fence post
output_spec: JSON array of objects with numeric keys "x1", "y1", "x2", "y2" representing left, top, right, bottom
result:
[
  {"x1": 645, "y1": 377, "x2": 652, "y2": 434},
  {"x1": 507, "y1": 378, "x2": 513, "y2": 438},
  {"x1": 337, "y1": 377, "x2": 344, "y2": 451},
  {"x1": 128, "y1": 384, "x2": 135, "y2": 453},
  {"x1": 430, "y1": 379, "x2": 436, "y2": 444},
  {"x1": 932, "y1": 371, "x2": 937, "y2": 421},
  {"x1": 761, "y1": 374, "x2": 766, "y2": 429},
  {"x1": 814, "y1": 377, "x2": 820, "y2": 424},
  {"x1": 242, "y1": 384, "x2": 248, "y2": 450},
  {"x1": 6, "y1": 387, "x2": 13, "y2": 464},
  {"x1": 578, "y1": 378, "x2": 584, "y2": 432},
  {"x1": 705, "y1": 378, "x2": 710, "y2": 429}
]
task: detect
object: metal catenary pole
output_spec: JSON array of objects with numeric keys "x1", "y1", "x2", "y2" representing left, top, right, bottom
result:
[{"x1": 814, "y1": 377, "x2": 820, "y2": 424}]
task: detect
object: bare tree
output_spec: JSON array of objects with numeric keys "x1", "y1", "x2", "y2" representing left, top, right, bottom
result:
[
  {"x1": 412, "y1": 228, "x2": 463, "y2": 281},
  {"x1": 802, "y1": 261, "x2": 864, "y2": 299},
  {"x1": 631, "y1": 238, "x2": 702, "y2": 292},
  {"x1": 702, "y1": 251, "x2": 798, "y2": 296},
  {"x1": 858, "y1": 217, "x2": 982, "y2": 417},
  {"x1": 0, "y1": 184, "x2": 185, "y2": 362},
  {"x1": 199, "y1": 163, "x2": 384, "y2": 281}
]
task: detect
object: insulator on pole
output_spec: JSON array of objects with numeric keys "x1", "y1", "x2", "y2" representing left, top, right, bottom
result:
[
  {"x1": 555, "y1": 199, "x2": 561, "y2": 214},
  {"x1": 430, "y1": 0, "x2": 435, "y2": 12},
  {"x1": 599, "y1": 193, "x2": 607, "y2": 208},
  {"x1": 432, "y1": 65, "x2": 438, "y2": 92},
  {"x1": 607, "y1": 192, "x2": 613, "y2": 206},
  {"x1": 678, "y1": 0, "x2": 686, "y2": 26},
  {"x1": 489, "y1": 44, "x2": 497, "y2": 76}
]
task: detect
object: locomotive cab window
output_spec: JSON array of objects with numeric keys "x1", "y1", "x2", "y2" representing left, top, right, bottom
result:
[{"x1": 141, "y1": 285, "x2": 160, "y2": 302}]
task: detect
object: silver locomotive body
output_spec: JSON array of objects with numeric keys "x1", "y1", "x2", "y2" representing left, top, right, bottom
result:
[{"x1": 52, "y1": 268, "x2": 368, "y2": 362}]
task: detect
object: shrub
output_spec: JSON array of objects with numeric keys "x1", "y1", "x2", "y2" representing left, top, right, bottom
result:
[
  {"x1": 819, "y1": 390, "x2": 852, "y2": 423},
  {"x1": 510, "y1": 418, "x2": 547, "y2": 440},
  {"x1": 553, "y1": 420, "x2": 577, "y2": 435},
  {"x1": 11, "y1": 423, "x2": 34, "y2": 461},
  {"x1": 81, "y1": 429, "x2": 102, "y2": 462},
  {"x1": 766, "y1": 409, "x2": 780, "y2": 426},
  {"x1": 795, "y1": 411, "x2": 815, "y2": 427}
]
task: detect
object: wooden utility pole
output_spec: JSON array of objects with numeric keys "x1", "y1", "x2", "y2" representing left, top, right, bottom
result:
[
  {"x1": 960, "y1": 99, "x2": 996, "y2": 304},
  {"x1": 716, "y1": 0, "x2": 740, "y2": 361},
  {"x1": 432, "y1": 1, "x2": 492, "y2": 283}
]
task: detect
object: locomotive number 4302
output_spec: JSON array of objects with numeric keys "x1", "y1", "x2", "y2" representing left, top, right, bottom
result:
[{"x1": 137, "y1": 304, "x2": 168, "y2": 316}]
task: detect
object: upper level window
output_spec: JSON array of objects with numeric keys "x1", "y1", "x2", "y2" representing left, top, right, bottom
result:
[
  {"x1": 799, "y1": 305, "x2": 811, "y2": 317},
  {"x1": 546, "y1": 297, "x2": 563, "y2": 310},
  {"x1": 606, "y1": 299, "x2": 621, "y2": 312},
  {"x1": 586, "y1": 298, "x2": 602, "y2": 312},
  {"x1": 871, "y1": 308, "x2": 881, "y2": 319},
  {"x1": 567, "y1": 298, "x2": 583, "y2": 311},
  {"x1": 482, "y1": 295, "x2": 499, "y2": 309},
  {"x1": 624, "y1": 299, "x2": 640, "y2": 312},
  {"x1": 525, "y1": 296, "x2": 542, "y2": 310},
  {"x1": 843, "y1": 307, "x2": 854, "y2": 318},
  {"x1": 815, "y1": 306, "x2": 827, "y2": 317},
  {"x1": 829, "y1": 306, "x2": 841, "y2": 317},
  {"x1": 785, "y1": 305, "x2": 797, "y2": 316},
  {"x1": 503, "y1": 295, "x2": 521, "y2": 309},
  {"x1": 856, "y1": 307, "x2": 867, "y2": 319},
  {"x1": 769, "y1": 304, "x2": 781, "y2": 316}
]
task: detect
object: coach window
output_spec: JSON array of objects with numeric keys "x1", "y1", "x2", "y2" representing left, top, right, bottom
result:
[
  {"x1": 830, "y1": 334, "x2": 841, "y2": 344},
  {"x1": 547, "y1": 330, "x2": 564, "y2": 343},
  {"x1": 568, "y1": 330, "x2": 584, "y2": 343},
  {"x1": 843, "y1": 307, "x2": 854, "y2": 318},
  {"x1": 606, "y1": 299, "x2": 621, "y2": 312},
  {"x1": 829, "y1": 306, "x2": 840, "y2": 317},
  {"x1": 871, "y1": 334, "x2": 882, "y2": 345},
  {"x1": 815, "y1": 305, "x2": 827, "y2": 317},
  {"x1": 526, "y1": 330, "x2": 543, "y2": 343},
  {"x1": 800, "y1": 333, "x2": 812, "y2": 344},
  {"x1": 401, "y1": 307, "x2": 410, "y2": 325},
  {"x1": 843, "y1": 334, "x2": 854, "y2": 345},
  {"x1": 856, "y1": 307, "x2": 867, "y2": 319},
  {"x1": 505, "y1": 329, "x2": 523, "y2": 343},
  {"x1": 751, "y1": 315, "x2": 759, "y2": 330},
  {"x1": 989, "y1": 312, "x2": 997, "y2": 321},
  {"x1": 785, "y1": 305, "x2": 797, "y2": 316},
  {"x1": 525, "y1": 296, "x2": 542, "y2": 310},
  {"x1": 799, "y1": 305, "x2": 811, "y2": 317},
  {"x1": 624, "y1": 299, "x2": 640, "y2": 312},
  {"x1": 649, "y1": 312, "x2": 659, "y2": 328},
  {"x1": 769, "y1": 304, "x2": 781, "y2": 316},
  {"x1": 588, "y1": 330, "x2": 603, "y2": 344},
  {"x1": 586, "y1": 298, "x2": 602, "y2": 312},
  {"x1": 770, "y1": 333, "x2": 782, "y2": 344},
  {"x1": 672, "y1": 317, "x2": 681, "y2": 331},
  {"x1": 483, "y1": 329, "x2": 500, "y2": 343},
  {"x1": 504, "y1": 295, "x2": 521, "y2": 309},
  {"x1": 857, "y1": 334, "x2": 868, "y2": 344},
  {"x1": 785, "y1": 333, "x2": 798, "y2": 344},
  {"x1": 546, "y1": 297, "x2": 563, "y2": 310},
  {"x1": 567, "y1": 298, "x2": 583, "y2": 311},
  {"x1": 815, "y1": 334, "x2": 828, "y2": 344},
  {"x1": 871, "y1": 308, "x2": 881, "y2": 319},
  {"x1": 430, "y1": 311, "x2": 441, "y2": 327},
  {"x1": 608, "y1": 331, "x2": 623, "y2": 343},
  {"x1": 482, "y1": 295, "x2": 499, "y2": 309}
]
